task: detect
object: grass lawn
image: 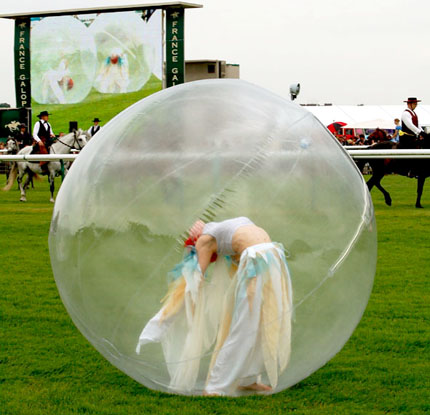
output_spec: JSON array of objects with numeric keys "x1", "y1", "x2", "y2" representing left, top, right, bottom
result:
[
  {"x1": 0, "y1": 174, "x2": 429, "y2": 414},
  {"x1": 31, "y1": 75, "x2": 162, "y2": 133}
]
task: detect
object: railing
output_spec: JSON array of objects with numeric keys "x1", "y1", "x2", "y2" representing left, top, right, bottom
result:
[{"x1": 1, "y1": 149, "x2": 430, "y2": 163}]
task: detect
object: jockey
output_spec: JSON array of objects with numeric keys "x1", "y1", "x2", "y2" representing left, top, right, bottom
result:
[
  {"x1": 400, "y1": 97, "x2": 425, "y2": 149},
  {"x1": 400, "y1": 97, "x2": 428, "y2": 177},
  {"x1": 32, "y1": 111, "x2": 56, "y2": 170}
]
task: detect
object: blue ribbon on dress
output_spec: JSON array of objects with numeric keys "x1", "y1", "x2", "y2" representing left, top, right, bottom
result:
[{"x1": 168, "y1": 246, "x2": 199, "y2": 282}]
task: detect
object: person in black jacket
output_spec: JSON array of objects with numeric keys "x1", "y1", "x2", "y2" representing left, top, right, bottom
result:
[{"x1": 15, "y1": 124, "x2": 33, "y2": 149}]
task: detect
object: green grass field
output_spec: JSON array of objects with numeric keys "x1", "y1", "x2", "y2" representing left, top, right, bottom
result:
[
  {"x1": 1, "y1": 174, "x2": 429, "y2": 414},
  {"x1": 31, "y1": 75, "x2": 162, "y2": 133}
]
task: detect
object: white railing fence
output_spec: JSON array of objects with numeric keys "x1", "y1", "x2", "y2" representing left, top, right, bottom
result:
[{"x1": 1, "y1": 149, "x2": 430, "y2": 163}]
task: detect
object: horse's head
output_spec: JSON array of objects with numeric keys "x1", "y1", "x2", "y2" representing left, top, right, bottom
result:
[
  {"x1": 83, "y1": 129, "x2": 92, "y2": 141},
  {"x1": 369, "y1": 128, "x2": 387, "y2": 143},
  {"x1": 6, "y1": 137, "x2": 18, "y2": 154},
  {"x1": 53, "y1": 130, "x2": 88, "y2": 153},
  {"x1": 73, "y1": 129, "x2": 88, "y2": 150}
]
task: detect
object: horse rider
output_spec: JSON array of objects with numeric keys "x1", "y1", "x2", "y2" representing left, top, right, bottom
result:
[
  {"x1": 15, "y1": 123, "x2": 33, "y2": 149},
  {"x1": 400, "y1": 97, "x2": 428, "y2": 177},
  {"x1": 400, "y1": 97, "x2": 426, "y2": 147},
  {"x1": 89, "y1": 117, "x2": 101, "y2": 137},
  {"x1": 32, "y1": 111, "x2": 56, "y2": 170}
]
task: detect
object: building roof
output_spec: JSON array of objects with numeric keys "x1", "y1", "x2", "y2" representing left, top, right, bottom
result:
[{"x1": 0, "y1": 2, "x2": 202, "y2": 18}]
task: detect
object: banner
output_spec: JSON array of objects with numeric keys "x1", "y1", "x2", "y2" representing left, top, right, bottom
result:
[
  {"x1": 0, "y1": 108, "x2": 31, "y2": 142},
  {"x1": 14, "y1": 18, "x2": 31, "y2": 108},
  {"x1": 166, "y1": 8, "x2": 185, "y2": 88},
  {"x1": 28, "y1": 10, "x2": 163, "y2": 133}
]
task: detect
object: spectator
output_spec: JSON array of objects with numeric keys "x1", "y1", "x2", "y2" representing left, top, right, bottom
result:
[
  {"x1": 88, "y1": 118, "x2": 102, "y2": 137},
  {"x1": 393, "y1": 118, "x2": 401, "y2": 143},
  {"x1": 15, "y1": 123, "x2": 33, "y2": 149},
  {"x1": 356, "y1": 134, "x2": 366, "y2": 145}
]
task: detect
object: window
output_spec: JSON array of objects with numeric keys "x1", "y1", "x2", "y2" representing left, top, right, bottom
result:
[{"x1": 208, "y1": 64, "x2": 216, "y2": 74}]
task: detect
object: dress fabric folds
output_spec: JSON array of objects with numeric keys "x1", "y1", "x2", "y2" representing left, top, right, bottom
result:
[{"x1": 136, "y1": 242, "x2": 293, "y2": 395}]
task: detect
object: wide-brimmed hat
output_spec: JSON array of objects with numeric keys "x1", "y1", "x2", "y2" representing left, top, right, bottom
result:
[
  {"x1": 404, "y1": 97, "x2": 421, "y2": 103},
  {"x1": 92, "y1": 118, "x2": 101, "y2": 122},
  {"x1": 37, "y1": 111, "x2": 51, "y2": 118}
]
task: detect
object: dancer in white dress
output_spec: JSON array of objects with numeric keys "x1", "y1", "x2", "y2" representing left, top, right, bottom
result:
[
  {"x1": 136, "y1": 217, "x2": 293, "y2": 396},
  {"x1": 96, "y1": 48, "x2": 130, "y2": 93},
  {"x1": 41, "y1": 58, "x2": 72, "y2": 104}
]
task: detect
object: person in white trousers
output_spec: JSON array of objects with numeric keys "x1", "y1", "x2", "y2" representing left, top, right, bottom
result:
[{"x1": 136, "y1": 217, "x2": 293, "y2": 396}]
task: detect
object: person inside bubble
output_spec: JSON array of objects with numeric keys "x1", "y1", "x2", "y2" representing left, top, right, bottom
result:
[
  {"x1": 41, "y1": 57, "x2": 72, "y2": 104},
  {"x1": 96, "y1": 47, "x2": 130, "y2": 93},
  {"x1": 136, "y1": 217, "x2": 293, "y2": 396}
]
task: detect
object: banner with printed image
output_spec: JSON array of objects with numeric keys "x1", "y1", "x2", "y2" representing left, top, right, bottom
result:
[{"x1": 28, "y1": 10, "x2": 163, "y2": 133}]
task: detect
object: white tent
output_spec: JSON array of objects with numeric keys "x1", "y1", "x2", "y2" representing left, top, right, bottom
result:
[
  {"x1": 304, "y1": 104, "x2": 430, "y2": 128},
  {"x1": 345, "y1": 118, "x2": 396, "y2": 129}
]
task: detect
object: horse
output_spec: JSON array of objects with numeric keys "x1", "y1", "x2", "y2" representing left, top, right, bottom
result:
[
  {"x1": 4, "y1": 137, "x2": 19, "y2": 181},
  {"x1": 83, "y1": 128, "x2": 94, "y2": 142},
  {"x1": 365, "y1": 134, "x2": 430, "y2": 208},
  {"x1": 3, "y1": 129, "x2": 87, "y2": 202}
]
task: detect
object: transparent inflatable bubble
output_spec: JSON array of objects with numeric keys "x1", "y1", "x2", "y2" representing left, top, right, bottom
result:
[
  {"x1": 89, "y1": 12, "x2": 155, "y2": 94},
  {"x1": 49, "y1": 80, "x2": 377, "y2": 396},
  {"x1": 31, "y1": 17, "x2": 97, "y2": 104}
]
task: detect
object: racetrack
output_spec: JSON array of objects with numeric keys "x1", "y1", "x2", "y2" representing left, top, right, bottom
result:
[{"x1": 1, "y1": 175, "x2": 429, "y2": 414}]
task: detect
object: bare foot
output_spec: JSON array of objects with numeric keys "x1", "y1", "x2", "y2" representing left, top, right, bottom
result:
[{"x1": 238, "y1": 382, "x2": 272, "y2": 392}]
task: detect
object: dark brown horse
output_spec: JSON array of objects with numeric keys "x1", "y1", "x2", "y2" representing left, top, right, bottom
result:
[{"x1": 365, "y1": 135, "x2": 430, "y2": 208}]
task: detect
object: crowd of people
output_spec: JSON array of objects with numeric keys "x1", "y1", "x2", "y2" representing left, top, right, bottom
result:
[
  {"x1": 334, "y1": 97, "x2": 427, "y2": 147},
  {"x1": 334, "y1": 123, "x2": 400, "y2": 147}
]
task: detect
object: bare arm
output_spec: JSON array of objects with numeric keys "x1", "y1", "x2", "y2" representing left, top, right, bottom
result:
[{"x1": 195, "y1": 235, "x2": 217, "y2": 275}]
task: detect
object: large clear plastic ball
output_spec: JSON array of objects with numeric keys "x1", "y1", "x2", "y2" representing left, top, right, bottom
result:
[
  {"x1": 49, "y1": 80, "x2": 377, "y2": 396},
  {"x1": 31, "y1": 17, "x2": 97, "y2": 104},
  {"x1": 89, "y1": 12, "x2": 155, "y2": 94}
]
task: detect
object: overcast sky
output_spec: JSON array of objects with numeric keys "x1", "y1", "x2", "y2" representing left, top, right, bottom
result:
[{"x1": 0, "y1": 0, "x2": 429, "y2": 106}]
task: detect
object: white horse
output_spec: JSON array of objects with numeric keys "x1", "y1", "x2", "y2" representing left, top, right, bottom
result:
[
  {"x1": 4, "y1": 137, "x2": 19, "y2": 181},
  {"x1": 3, "y1": 129, "x2": 87, "y2": 202},
  {"x1": 6, "y1": 137, "x2": 19, "y2": 154}
]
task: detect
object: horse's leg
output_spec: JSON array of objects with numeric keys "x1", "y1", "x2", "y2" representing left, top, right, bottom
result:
[
  {"x1": 49, "y1": 171, "x2": 55, "y2": 203},
  {"x1": 416, "y1": 176, "x2": 425, "y2": 208},
  {"x1": 366, "y1": 174, "x2": 375, "y2": 191},
  {"x1": 373, "y1": 173, "x2": 392, "y2": 206},
  {"x1": 5, "y1": 162, "x2": 10, "y2": 182},
  {"x1": 17, "y1": 167, "x2": 27, "y2": 202},
  {"x1": 366, "y1": 160, "x2": 383, "y2": 192},
  {"x1": 23, "y1": 172, "x2": 32, "y2": 190}
]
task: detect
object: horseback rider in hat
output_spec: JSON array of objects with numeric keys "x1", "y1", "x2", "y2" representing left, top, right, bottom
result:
[
  {"x1": 32, "y1": 111, "x2": 56, "y2": 170},
  {"x1": 400, "y1": 97, "x2": 426, "y2": 148},
  {"x1": 89, "y1": 117, "x2": 101, "y2": 137},
  {"x1": 400, "y1": 97, "x2": 428, "y2": 177}
]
